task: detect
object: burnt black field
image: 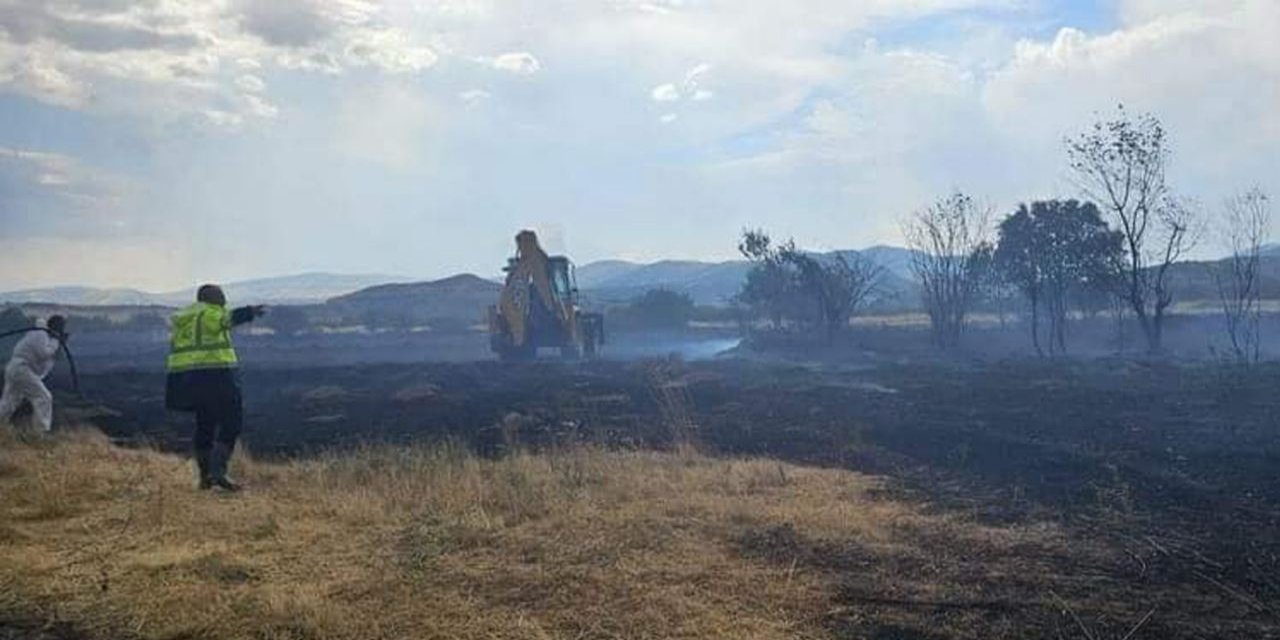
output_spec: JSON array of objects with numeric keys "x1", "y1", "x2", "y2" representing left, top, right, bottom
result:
[{"x1": 44, "y1": 325, "x2": 1280, "y2": 638}]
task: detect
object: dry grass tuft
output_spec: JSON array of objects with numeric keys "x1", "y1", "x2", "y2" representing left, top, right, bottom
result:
[{"x1": 0, "y1": 426, "x2": 1057, "y2": 639}]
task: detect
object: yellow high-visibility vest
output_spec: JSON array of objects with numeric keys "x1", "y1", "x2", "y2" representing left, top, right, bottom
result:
[{"x1": 166, "y1": 302, "x2": 238, "y2": 372}]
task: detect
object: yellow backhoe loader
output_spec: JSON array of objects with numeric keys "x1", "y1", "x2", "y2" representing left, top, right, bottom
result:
[{"x1": 488, "y1": 230, "x2": 604, "y2": 360}]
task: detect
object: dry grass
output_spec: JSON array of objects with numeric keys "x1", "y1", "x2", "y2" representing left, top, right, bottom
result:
[{"x1": 0, "y1": 427, "x2": 1055, "y2": 639}]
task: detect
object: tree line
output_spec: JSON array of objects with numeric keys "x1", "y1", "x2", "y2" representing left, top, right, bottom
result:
[{"x1": 735, "y1": 106, "x2": 1273, "y2": 360}]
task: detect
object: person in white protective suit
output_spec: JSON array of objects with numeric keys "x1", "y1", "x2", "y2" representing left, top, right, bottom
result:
[{"x1": 0, "y1": 315, "x2": 68, "y2": 432}]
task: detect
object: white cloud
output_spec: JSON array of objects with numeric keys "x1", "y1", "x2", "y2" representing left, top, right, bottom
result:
[
  {"x1": 1117, "y1": 0, "x2": 1252, "y2": 25},
  {"x1": 697, "y1": 41, "x2": 999, "y2": 245},
  {"x1": 683, "y1": 63, "x2": 710, "y2": 86},
  {"x1": 1, "y1": 148, "x2": 118, "y2": 195},
  {"x1": 490, "y1": 52, "x2": 540, "y2": 75},
  {"x1": 686, "y1": 0, "x2": 1278, "y2": 249},
  {"x1": 0, "y1": 0, "x2": 1003, "y2": 132},
  {"x1": 650, "y1": 83, "x2": 679, "y2": 102},
  {"x1": 2, "y1": 0, "x2": 1277, "y2": 287},
  {"x1": 202, "y1": 109, "x2": 245, "y2": 129},
  {"x1": 236, "y1": 0, "x2": 337, "y2": 47},
  {"x1": 0, "y1": 0, "x2": 446, "y2": 123},
  {"x1": 236, "y1": 73, "x2": 266, "y2": 92},
  {"x1": 242, "y1": 93, "x2": 279, "y2": 119},
  {"x1": 648, "y1": 62, "x2": 712, "y2": 113},
  {"x1": 458, "y1": 88, "x2": 491, "y2": 104},
  {"x1": 0, "y1": 146, "x2": 138, "y2": 236},
  {"x1": 276, "y1": 50, "x2": 343, "y2": 74},
  {"x1": 342, "y1": 27, "x2": 438, "y2": 73},
  {"x1": 984, "y1": 0, "x2": 1280, "y2": 198},
  {"x1": 0, "y1": 50, "x2": 90, "y2": 107}
]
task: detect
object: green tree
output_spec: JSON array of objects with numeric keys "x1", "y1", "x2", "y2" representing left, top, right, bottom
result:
[
  {"x1": 735, "y1": 229, "x2": 802, "y2": 329},
  {"x1": 995, "y1": 200, "x2": 1123, "y2": 355}
]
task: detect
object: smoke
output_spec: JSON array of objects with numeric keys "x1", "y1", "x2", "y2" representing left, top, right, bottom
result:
[{"x1": 604, "y1": 336, "x2": 741, "y2": 361}]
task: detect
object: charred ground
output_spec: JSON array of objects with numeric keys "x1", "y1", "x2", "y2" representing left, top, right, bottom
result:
[{"x1": 60, "y1": 354, "x2": 1280, "y2": 639}]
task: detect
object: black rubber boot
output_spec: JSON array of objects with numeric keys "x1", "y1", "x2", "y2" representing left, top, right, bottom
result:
[
  {"x1": 209, "y1": 442, "x2": 242, "y2": 492},
  {"x1": 194, "y1": 449, "x2": 213, "y2": 490}
]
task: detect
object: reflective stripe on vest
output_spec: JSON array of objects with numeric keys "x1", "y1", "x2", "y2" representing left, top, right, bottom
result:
[{"x1": 166, "y1": 302, "x2": 238, "y2": 372}]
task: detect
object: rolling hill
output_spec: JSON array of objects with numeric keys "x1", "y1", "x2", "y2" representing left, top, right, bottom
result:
[{"x1": 321, "y1": 274, "x2": 502, "y2": 329}]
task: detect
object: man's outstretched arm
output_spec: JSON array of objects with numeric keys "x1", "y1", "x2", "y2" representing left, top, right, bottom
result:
[{"x1": 230, "y1": 305, "x2": 266, "y2": 327}]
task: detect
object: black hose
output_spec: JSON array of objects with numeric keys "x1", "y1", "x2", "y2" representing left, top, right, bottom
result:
[{"x1": 0, "y1": 326, "x2": 82, "y2": 396}]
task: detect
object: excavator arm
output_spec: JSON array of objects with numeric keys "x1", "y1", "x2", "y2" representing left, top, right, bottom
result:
[{"x1": 496, "y1": 230, "x2": 570, "y2": 350}]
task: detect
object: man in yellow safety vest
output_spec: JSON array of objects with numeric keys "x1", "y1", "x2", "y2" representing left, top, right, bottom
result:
[{"x1": 165, "y1": 284, "x2": 265, "y2": 491}]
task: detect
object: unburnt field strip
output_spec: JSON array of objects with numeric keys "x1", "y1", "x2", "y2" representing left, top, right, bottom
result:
[
  {"x1": 5, "y1": 429, "x2": 1076, "y2": 639},
  {"x1": 25, "y1": 358, "x2": 1280, "y2": 637}
]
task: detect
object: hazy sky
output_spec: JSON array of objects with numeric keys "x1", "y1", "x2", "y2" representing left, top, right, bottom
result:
[{"x1": 0, "y1": 0, "x2": 1277, "y2": 291}]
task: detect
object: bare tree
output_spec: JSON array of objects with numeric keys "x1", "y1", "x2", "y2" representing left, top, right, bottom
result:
[
  {"x1": 1066, "y1": 106, "x2": 1197, "y2": 353},
  {"x1": 904, "y1": 191, "x2": 993, "y2": 349},
  {"x1": 823, "y1": 253, "x2": 887, "y2": 336},
  {"x1": 1213, "y1": 188, "x2": 1271, "y2": 364},
  {"x1": 782, "y1": 249, "x2": 885, "y2": 342}
]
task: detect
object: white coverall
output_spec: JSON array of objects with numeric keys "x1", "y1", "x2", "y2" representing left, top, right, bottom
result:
[{"x1": 0, "y1": 326, "x2": 62, "y2": 432}]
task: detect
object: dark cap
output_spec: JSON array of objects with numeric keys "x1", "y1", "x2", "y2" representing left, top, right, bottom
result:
[{"x1": 197, "y1": 284, "x2": 227, "y2": 306}]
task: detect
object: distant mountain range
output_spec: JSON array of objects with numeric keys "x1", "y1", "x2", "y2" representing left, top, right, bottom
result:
[
  {"x1": 0, "y1": 273, "x2": 413, "y2": 307},
  {"x1": 0, "y1": 247, "x2": 920, "y2": 309},
  {"x1": 11, "y1": 244, "x2": 1276, "y2": 322}
]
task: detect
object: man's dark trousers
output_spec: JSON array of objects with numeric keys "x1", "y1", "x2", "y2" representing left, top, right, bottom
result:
[{"x1": 178, "y1": 368, "x2": 243, "y2": 486}]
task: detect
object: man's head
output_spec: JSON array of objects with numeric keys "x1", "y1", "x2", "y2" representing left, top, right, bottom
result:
[
  {"x1": 46, "y1": 315, "x2": 66, "y2": 336},
  {"x1": 197, "y1": 284, "x2": 227, "y2": 306}
]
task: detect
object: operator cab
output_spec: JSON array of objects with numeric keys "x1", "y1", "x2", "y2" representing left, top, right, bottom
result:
[{"x1": 547, "y1": 256, "x2": 577, "y2": 304}]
